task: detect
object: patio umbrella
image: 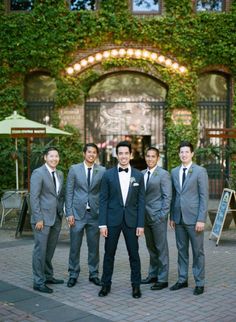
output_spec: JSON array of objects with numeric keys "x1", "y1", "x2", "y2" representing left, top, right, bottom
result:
[{"x1": 0, "y1": 111, "x2": 71, "y2": 190}]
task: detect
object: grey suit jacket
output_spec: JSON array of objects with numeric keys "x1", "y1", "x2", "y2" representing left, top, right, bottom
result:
[
  {"x1": 142, "y1": 166, "x2": 172, "y2": 224},
  {"x1": 30, "y1": 164, "x2": 64, "y2": 226},
  {"x1": 170, "y1": 163, "x2": 209, "y2": 225},
  {"x1": 65, "y1": 162, "x2": 105, "y2": 220}
]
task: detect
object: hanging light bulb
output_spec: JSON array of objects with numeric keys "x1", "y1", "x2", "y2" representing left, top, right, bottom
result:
[
  {"x1": 103, "y1": 51, "x2": 110, "y2": 58},
  {"x1": 81, "y1": 59, "x2": 88, "y2": 67},
  {"x1": 111, "y1": 49, "x2": 118, "y2": 56},
  {"x1": 134, "y1": 49, "x2": 142, "y2": 57},
  {"x1": 172, "y1": 62, "x2": 179, "y2": 69},
  {"x1": 88, "y1": 56, "x2": 95, "y2": 63},
  {"x1": 66, "y1": 67, "x2": 74, "y2": 75},
  {"x1": 158, "y1": 55, "x2": 165, "y2": 63},
  {"x1": 179, "y1": 66, "x2": 187, "y2": 73},
  {"x1": 150, "y1": 52, "x2": 157, "y2": 60},
  {"x1": 74, "y1": 63, "x2": 81, "y2": 71},
  {"x1": 95, "y1": 53, "x2": 103, "y2": 61},
  {"x1": 127, "y1": 48, "x2": 134, "y2": 56}
]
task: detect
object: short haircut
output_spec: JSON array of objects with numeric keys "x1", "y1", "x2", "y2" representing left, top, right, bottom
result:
[
  {"x1": 145, "y1": 147, "x2": 160, "y2": 157},
  {"x1": 83, "y1": 143, "x2": 99, "y2": 154},
  {"x1": 178, "y1": 141, "x2": 194, "y2": 153},
  {"x1": 43, "y1": 146, "x2": 59, "y2": 156},
  {"x1": 116, "y1": 141, "x2": 132, "y2": 154}
]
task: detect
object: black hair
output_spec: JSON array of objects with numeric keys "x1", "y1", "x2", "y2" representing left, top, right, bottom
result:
[
  {"x1": 178, "y1": 141, "x2": 194, "y2": 153},
  {"x1": 116, "y1": 141, "x2": 132, "y2": 154},
  {"x1": 145, "y1": 147, "x2": 160, "y2": 157},
  {"x1": 83, "y1": 143, "x2": 99, "y2": 154},
  {"x1": 43, "y1": 146, "x2": 59, "y2": 156}
]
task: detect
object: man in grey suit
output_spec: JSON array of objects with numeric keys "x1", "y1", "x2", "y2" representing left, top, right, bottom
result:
[
  {"x1": 65, "y1": 143, "x2": 105, "y2": 288},
  {"x1": 141, "y1": 147, "x2": 172, "y2": 290},
  {"x1": 31, "y1": 147, "x2": 64, "y2": 294},
  {"x1": 169, "y1": 141, "x2": 208, "y2": 295}
]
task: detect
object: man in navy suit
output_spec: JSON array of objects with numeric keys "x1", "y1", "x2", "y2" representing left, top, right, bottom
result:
[
  {"x1": 30, "y1": 147, "x2": 64, "y2": 294},
  {"x1": 169, "y1": 141, "x2": 208, "y2": 295},
  {"x1": 98, "y1": 141, "x2": 145, "y2": 299}
]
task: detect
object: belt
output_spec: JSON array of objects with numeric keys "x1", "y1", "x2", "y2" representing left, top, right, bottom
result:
[{"x1": 86, "y1": 209, "x2": 91, "y2": 212}]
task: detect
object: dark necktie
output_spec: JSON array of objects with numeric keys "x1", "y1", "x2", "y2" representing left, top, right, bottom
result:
[
  {"x1": 52, "y1": 171, "x2": 56, "y2": 190},
  {"x1": 87, "y1": 168, "x2": 92, "y2": 187},
  {"x1": 182, "y1": 168, "x2": 187, "y2": 186},
  {"x1": 146, "y1": 170, "x2": 151, "y2": 187},
  {"x1": 119, "y1": 167, "x2": 128, "y2": 173}
]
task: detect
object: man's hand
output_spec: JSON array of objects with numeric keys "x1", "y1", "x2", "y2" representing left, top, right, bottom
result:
[
  {"x1": 169, "y1": 220, "x2": 175, "y2": 230},
  {"x1": 100, "y1": 227, "x2": 108, "y2": 238},
  {"x1": 67, "y1": 215, "x2": 75, "y2": 227},
  {"x1": 195, "y1": 221, "x2": 205, "y2": 232},
  {"x1": 136, "y1": 227, "x2": 144, "y2": 237},
  {"x1": 35, "y1": 220, "x2": 44, "y2": 230}
]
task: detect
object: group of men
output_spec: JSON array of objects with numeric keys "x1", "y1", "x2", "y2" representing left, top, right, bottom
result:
[{"x1": 30, "y1": 140, "x2": 208, "y2": 299}]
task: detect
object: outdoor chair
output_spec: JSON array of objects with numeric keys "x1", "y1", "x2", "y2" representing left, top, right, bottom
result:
[{"x1": 0, "y1": 191, "x2": 23, "y2": 227}]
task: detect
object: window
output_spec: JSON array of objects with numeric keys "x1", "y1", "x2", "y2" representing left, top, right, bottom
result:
[
  {"x1": 9, "y1": 0, "x2": 34, "y2": 11},
  {"x1": 196, "y1": 0, "x2": 224, "y2": 12},
  {"x1": 132, "y1": 0, "x2": 161, "y2": 14},
  {"x1": 25, "y1": 73, "x2": 56, "y2": 125},
  {"x1": 70, "y1": 0, "x2": 97, "y2": 11}
]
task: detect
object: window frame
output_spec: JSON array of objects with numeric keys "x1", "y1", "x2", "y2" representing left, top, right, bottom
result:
[
  {"x1": 68, "y1": 0, "x2": 99, "y2": 11},
  {"x1": 130, "y1": 0, "x2": 162, "y2": 16},
  {"x1": 194, "y1": 0, "x2": 227, "y2": 13},
  {"x1": 5, "y1": 0, "x2": 35, "y2": 13}
]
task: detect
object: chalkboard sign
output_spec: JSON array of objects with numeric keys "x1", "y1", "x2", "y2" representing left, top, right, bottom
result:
[{"x1": 209, "y1": 188, "x2": 236, "y2": 246}]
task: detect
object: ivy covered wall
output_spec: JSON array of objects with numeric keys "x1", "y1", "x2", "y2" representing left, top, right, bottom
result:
[{"x1": 0, "y1": 0, "x2": 235, "y2": 188}]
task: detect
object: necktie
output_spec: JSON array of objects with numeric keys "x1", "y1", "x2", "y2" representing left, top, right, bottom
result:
[
  {"x1": 87, "y1": 168, "x2": 92, "y2": 187},
  {"x1": 119, "y1": 167, "x2": 128, "y2": 173},
  {"x1": 52, "y1": 171, "x2": 56, "y2": 190},
  {"x1": 146, "y1": 171, "x2": 151, "y2": 187},
  {"x1": 182, "y1": 168, "x2": 187, "y2": 186}
]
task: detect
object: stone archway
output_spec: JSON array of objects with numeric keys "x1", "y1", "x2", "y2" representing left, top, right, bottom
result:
[{"x1": 85, "y1": 71, "x2": 168, "y2": 169}]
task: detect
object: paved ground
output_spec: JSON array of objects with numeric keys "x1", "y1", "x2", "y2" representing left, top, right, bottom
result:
[{"x1": 1, "y1": 213, "x2": 236, "y2": 322}]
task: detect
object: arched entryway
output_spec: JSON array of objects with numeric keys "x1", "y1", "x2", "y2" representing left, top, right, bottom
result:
[{"x1": 85, "y1": 72, "x2": 167, "y2": 169}]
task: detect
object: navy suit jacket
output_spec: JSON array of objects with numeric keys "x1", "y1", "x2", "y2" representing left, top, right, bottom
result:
[{"x1": 99, "y1": 167, "x2": 145, "y2": 228}]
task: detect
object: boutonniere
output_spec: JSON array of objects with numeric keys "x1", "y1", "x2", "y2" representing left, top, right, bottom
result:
[
  {"x1": 153, "y1": 170, "x2": 158, "y2": 176},
  {"x1": 93, "y1": 168, "x2": 99, "y2": 175},
  {"x1": 189, "y1": 168, "x2": 193, "y2": 174},
  {"x1": 130, "y1": 177, "x2": 136, "y2": 184}
]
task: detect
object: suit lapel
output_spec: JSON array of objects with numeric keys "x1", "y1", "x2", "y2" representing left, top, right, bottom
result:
[
  {"x1": 114, "y1": 167, "x2": 124, "y2": 206},
  {"x1": 174, "y1": 166, "x2": 181, "y2": 192},
  {"x1": 43, "y1": 165, "x2": 57, "y2": 195}
]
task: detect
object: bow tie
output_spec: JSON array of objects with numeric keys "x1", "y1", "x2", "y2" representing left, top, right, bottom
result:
[{"x1": 119, "y1": 167, "x2": 128, "y2": 173}]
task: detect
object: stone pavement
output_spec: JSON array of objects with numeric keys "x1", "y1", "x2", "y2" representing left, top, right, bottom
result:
[{"x1": 1, "y1": 220, "x2": 236, "y2": 322}]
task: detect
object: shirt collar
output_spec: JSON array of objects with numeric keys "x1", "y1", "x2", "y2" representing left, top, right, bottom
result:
[
  {"x1": 147, "y1": 165, "x2": 158, "y2": 174},
  {"x1": 84, "y1": 161, "x2": 94, "y2": 170},
  {"x1": 45, "y1": 163, "x2": 56, "y2": 174},
  {"x1": 181, "y1": 162, "x2": 192, "y2": 171}
]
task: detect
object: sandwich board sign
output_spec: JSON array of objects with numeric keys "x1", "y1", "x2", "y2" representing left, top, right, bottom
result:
[{"x1": 209, "y1": 188, "x2": 236, "y2": 246}]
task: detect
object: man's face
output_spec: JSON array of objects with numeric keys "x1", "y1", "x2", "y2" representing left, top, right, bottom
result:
[
  {"x1": 179, "y1": 146, "x2": 194, "y2": 166},
  {"x1": 145, "y1": 149, "x2": 159, "y2": 170},
  {"x1": 84, "y1": 146, "x2": 98, "y2": 165},
  {"x1": 117, "y1": 146, "x2": 131, "y2": 168},
  {"x1": 44, "y1": 150, "x2": 60, "y2": 170}
]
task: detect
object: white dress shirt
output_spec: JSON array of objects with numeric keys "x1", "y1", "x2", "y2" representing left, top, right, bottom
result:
[
  {"x1": 84, "y1": 162, "x2": 94, "y2": 209},
  {"x1": 118, "y1": 165, "x2": 131, "y2": 205},
  {"x1": 144, "y1": 166, "x2": 157, "y2": 189},
  {"x1": 179, "y1": 162, "x2": 192, "y2": 188},
  {"x1": 45, "y1": 163, "x2": 59, "y2": 194}
]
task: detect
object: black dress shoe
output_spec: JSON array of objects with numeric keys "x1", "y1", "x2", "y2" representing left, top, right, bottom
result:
[
  {"x1": 141, "y1": 276, "x2": 157, "y2": 284},
  {"x1": 132, "y1": 286, "x2": 142, "y2": 299},
  {"x1": 193, "y1": 286, "x2": 204, "y2": 295},
  {"x1": 151, "y1": 282, "x2": 168, "y2": 290},
  {"x1": 89, "y1": 277, "x2": 102, "y2": 286},
  {"x1": 98, "y1": 285, "x2": 111, "y2": 297},
  {"x1": 33, "y1": 285, "x2": 53, "y2": 294},
  {"x1": 170, "y1": 281, "x2": 188, "y2": 291},
  {"x1": 67, "y1": 278, "x2": 77, "y2": 288},
  {"x1": 46, "y1": 277, "x2": 64, "y2": 284}
]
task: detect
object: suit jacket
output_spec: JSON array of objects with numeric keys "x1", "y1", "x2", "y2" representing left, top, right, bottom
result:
[
  {"x1": 65, "y1": 163, "x2": 105, "y2": 220},
  {"x1": 99, "y1": 167, "x2": 145, "y2": 228},
  {"x1": 170, "y1": 163, "x2": 209, "y2": 225},
  {"x1": 30, "y1": 164, "x2": 64, "y2": 226},
  {"x1": 142, "y1": 166, "x2": 172, "y2": 224}
]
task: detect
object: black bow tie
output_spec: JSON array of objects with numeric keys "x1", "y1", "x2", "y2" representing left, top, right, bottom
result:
[{"x1": 119, "y1": 167, "x2": 128, "y2": 173}]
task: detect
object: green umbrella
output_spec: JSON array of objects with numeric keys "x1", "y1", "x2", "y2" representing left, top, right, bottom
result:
[{"x1": 0, "y1": 111, "x2": 71, "y2": 190}]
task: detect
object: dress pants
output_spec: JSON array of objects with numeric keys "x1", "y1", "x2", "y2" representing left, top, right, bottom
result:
[
  {"x1": 32, "y1": 215, "x2": 62, "y2": 287},
  {"x1": 101, "y1": 220, "x2": 141, "y2": 286},
  {"x1": 144, "y1": 219, "x2": 169, "y2": 282},
  {"x1": 175, "y1": 223, "x2": 205, "y2": 286},
  {"x1": 68, "y1": 211, "x2": 100, "y2": 279}
]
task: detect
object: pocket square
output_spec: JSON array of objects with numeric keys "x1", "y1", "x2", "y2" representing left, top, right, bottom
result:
[{"x1": 133, "y1": 183, "x2": 139, "y2": 186}]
